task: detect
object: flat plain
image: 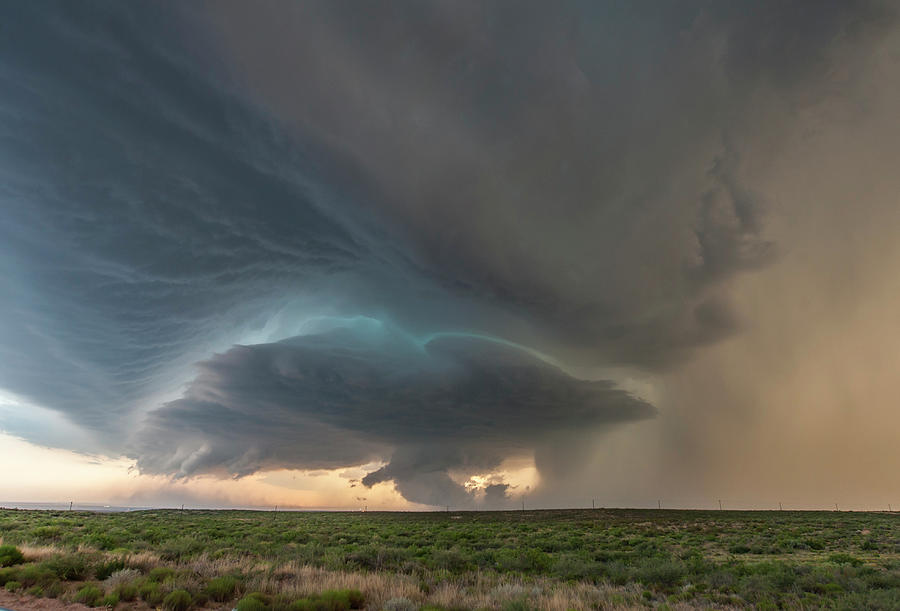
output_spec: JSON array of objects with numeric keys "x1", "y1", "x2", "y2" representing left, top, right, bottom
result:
[{"x1": 0, "y1": 508, "x2": 898, "y2": 610}]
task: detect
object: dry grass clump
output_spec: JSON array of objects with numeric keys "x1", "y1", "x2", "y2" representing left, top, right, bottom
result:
[
  {"x1": 244, "y1": 562, "x2": 657, "y2": 610},
  {"x1": 15, "y1": 544, "x2": 60, "y2": 563},
  {"x1": 250, "y1": 562, "x2": 421, "y2": 607},
  {"x1": 103, "y1": 568, "x2": 141, "y2": 588},
  {"x1": 427, "y1": 573, "x2": 649, "y2": 611}
]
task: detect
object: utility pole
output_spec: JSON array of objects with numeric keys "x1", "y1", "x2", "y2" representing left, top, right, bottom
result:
[
  {"x1": 522, "y1": 496, "x2": 525, "y2": 511},
  {"x1": 592, "y1": 499, "x2": 595, "y2": 510},
  {"x1": 657, "y1": 499, "x2": 661, "y2": 510},
  {"x1": 889, "y1": 504, "x2": 893, "y2": 512},
  {"x1": 835, "y1": 503, "x2": 839, "y2": 511},
  {"x1": 68, "y1": 501, "x2": 73, "y2": 511},
  {"x1": 718, "y1": 499, "x2": 723, "y2": 511},
  {"x1": 779, "y1": 502, "x2": 783, "y2": 511}
]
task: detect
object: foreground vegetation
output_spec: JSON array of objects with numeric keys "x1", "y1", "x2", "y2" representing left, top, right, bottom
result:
[{"x1": 0, "y1": 508, "x2": 898, "y2": 609}]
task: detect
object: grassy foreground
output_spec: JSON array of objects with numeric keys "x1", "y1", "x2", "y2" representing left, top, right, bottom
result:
[{"x1": 1, "y1": 508, "x2": 899, "y2": 610}]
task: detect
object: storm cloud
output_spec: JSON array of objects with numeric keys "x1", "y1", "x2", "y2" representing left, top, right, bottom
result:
[
  {"x1": 135, "y1": 324, "x2": 653, "y2": 506},
  {"x1": 1, "y1": 1, "x2": 897, "y2": 506}
]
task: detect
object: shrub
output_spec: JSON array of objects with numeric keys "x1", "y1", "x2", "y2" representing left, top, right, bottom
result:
[
  {"x1": 382, "y1": 598, "x2": 417, "y2": 611},
  {"x1": 804, "y1": 538, "x2": 826, "y2": 551},
  {"x1": 75, "y1": 584, "x2": 104, "y2": 607},
  {"x1": 159, "y1": 537, "x2": 204, "y2": 562},
  {"x1": 345, "y1": 589, "x2": 364, "y2": 609},
  {"x1": 43, "y1": 554, "x2": 88, "y2": 580},
  {"x1": 163, "y1": 589, "x2": 193, "y2": 611},
  {"x1": 114, "y1": 581, "x2": 139, "y2": 601},
  {"x1": 290, "y1": 599, "x2": 319, "y2": 611},
  {"x1": 494, "y1": 549, "x2": 552, "y2": 573},
  {"x1": 861, "y1": 538, "x2": 879, "y2": 551},
  {"x1": 430, "y1": 549, "x2": 469, "y2": 572},
  {"x1": 0, "y1": 545, "x2": 24, "y2": 567},
  {"x1": 635, "y1": 557, "x2": 686, "y2": 589},
  {"x1": 0, "y1": 567, "x2": 18, "y2": 586},
  {"x1": 45, "y1": 580, "x2": 64, "y2": 598},
  {"x1": 31, "y1": 526, "x2": 63, "y2": 540},
  {"x1": 101, "y1": 593, "x2": 120, "y2": 609},
  {"x1": 139, "y1": 581, "x2": 164, "y2": 606},
  {"x1": 829, "y1": 553, "x2": 863, "y2": 567},
  {"x1": 105, "y1": 568, "x2": 141, "y2": 589},
  {"x1": 148, "y1": 566, "x2": 176, "y2": 582},
  {"x1": 94, "y1": 558, "x2": 127, "y2": 580},
  {"x1": 269, "y1": 593, "x2": 295, "y2": 611},
  {"x1": 205, "y1": 575, "x2": 239, "y2": 601},
  {"x1": 303, "y1": 589, "x2": 363, "y2": 611},
  {"x1": 4, "y1": 580, "x2": 21, "y2": 592},
  {"x1": 320, "y1": 590, "x2": 352, "y2": 611},
  {"x1": 17, "y1": 564, "x2": 57, "y2": 588},
  {"x1": 236, "y1": 593, "x2": 270, "y2": 611},
  {"x1": 552, "y1": 553, "x2": 602, "y2": 580}
]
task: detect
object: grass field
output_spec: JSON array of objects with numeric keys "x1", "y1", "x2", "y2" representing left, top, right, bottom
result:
[{"x1": 1, "y1": 508, "x2": 898, "y2": 610}]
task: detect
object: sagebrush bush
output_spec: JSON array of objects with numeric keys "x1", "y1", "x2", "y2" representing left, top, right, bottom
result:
[
  {"x1": 0, "y1": 545, "x2": 24, "y2": 567},
  {"x1": 113, "y1": 580, "x2": 139, "y2": 601},
  {"x1": 94, "y1": 558, "x2": 127, "y2": 580},
  {"x1": 163, "y1": 588, "x2": 193, "y2": 611},
  {"x1": 148, "y1": 566, "x2": 176, "y2": 582},
  {"x1": 345, "y1": 589, "x2": 364, "y2": 609},
  {"x1": 4, "y1": 580, "x2": 22, "y2": 592},
  {"x1": 205, "y1": 575, "x2": 238, "y2": 601},
  {"x1": 139, "y1": 581, "x2": 164, "y2": 606},
  {"x1": 289, "y1": 598, "x2": 318, "y2": 611},
  {"x1": 43, "y1": 554, "x2": 88, "y2": 580},
  {"x1": 17, "y1": 564, "x2": 56, "y2": 588},
  {"x1": 45, "y1": 580, "x2": 64, "y2": 598},
  {"x1": 321, "y1": 589, "x2": 353, "y2": 611},
  {"x1": 0, "y1": 567, "x2": 17, "y2": 586},
  {"x1": 75, "y1": 584, "x2": 104, "y2": 606},
  {"x1": 101, "y1": 593, "x2": 120, "y2": 608},
  {"x1": 635, "y1": 557, "x2": 686, "y2": 589},
  {"x1": 236, "y1": 592, "x2": 270, "y2": 611},
  {"x1": 381, "y1": 597, "x2": 417, "y2": 611}
]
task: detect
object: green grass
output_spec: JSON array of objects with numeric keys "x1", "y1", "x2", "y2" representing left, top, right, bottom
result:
[{"x1": 0, "y1": 508, "x2": 898, "y2": 608}]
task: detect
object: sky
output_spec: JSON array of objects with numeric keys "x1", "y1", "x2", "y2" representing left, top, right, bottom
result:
[{"x1": 1, "y1": 0, "x2": 899, "y2": 511}]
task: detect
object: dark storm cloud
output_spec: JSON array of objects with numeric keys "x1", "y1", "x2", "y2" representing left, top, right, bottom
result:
[
  {"x1": 195, "y1": 0, "x2": 891, "y2": 367},
  {"x1": 135, "y1": 326, "x2": 653, "y2": 506},
  {"x1": 0, "y1": 1, "x2": 392, "y2": 439},
  {"x1": 0, "y1": 1, "x2": 893, "y2": 504}
]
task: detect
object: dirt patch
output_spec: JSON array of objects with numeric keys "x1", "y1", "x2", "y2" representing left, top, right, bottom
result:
[{"x1": 0, "y1": 590, "x2": 93, "y2": 611}]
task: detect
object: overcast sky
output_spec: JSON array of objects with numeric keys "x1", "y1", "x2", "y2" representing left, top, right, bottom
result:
[{"x1": 1, "y1": 0, "x2": 899, "y2": 510}]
